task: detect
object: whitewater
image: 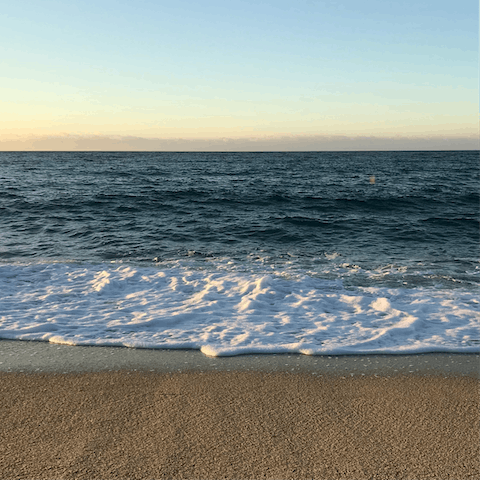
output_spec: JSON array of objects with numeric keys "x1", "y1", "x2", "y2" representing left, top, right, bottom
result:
[{"x1": 1, "y1": 260, "x2": 478, "y2": 356}]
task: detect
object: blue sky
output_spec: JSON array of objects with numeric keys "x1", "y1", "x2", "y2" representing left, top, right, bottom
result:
[{"x1": 1, "y1": 0, "x2": 477, "y2": 149}]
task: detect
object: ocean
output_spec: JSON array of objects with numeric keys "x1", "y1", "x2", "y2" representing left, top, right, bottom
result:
[{"x1": 0, "y1": 151, "x2": 478, "y2": 356}]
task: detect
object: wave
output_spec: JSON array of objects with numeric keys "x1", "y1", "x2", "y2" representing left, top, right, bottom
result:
[{"x1": 1, "y1": 261, "x2": 478, "y2": 357}]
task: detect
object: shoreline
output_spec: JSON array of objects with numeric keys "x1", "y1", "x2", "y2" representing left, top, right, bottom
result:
[{"x1": 0, "y1": 339, "x2": 478, "y2": 377}]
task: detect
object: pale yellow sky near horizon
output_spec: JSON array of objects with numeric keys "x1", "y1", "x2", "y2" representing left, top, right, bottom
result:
[
  {"x1": 2, "y1": 87, "x2": 477, "y2": 149},
  {"x1": 1, "y1": 106, "x2": 477, "y2": 150}
]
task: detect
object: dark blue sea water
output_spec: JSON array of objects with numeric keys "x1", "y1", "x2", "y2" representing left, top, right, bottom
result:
[
  {"x1": 1, "y1": 151, "x2": 478, "y2": 287},
  {"x1": 0, "y1": 151, "x2": 478, "y2": 355}
]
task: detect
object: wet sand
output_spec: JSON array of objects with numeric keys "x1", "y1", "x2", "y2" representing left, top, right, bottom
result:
[
  {"x1": 1, "y1": 340, "x2": 479, "y2": 377},
  {"x1": 1, "y1": 342, "x2": 479, "y2": 479}
]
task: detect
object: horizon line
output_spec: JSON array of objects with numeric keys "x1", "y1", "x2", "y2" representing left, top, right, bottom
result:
[
  {"x1": 1, "y1": 149, "x2": 478, "y2": 153},
  {"x1": 1, "y1": 133, "x2": 478, "y2": 152}
]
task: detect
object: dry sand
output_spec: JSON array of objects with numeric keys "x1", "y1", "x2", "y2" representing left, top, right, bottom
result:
[{"x1": 1, "y1": 370, "x2": 479, "y2": 480}]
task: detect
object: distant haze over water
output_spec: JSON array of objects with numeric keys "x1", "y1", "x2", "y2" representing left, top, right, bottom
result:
[{"x1": 1, "y1": 134, "x2": 478, "y2": 152}]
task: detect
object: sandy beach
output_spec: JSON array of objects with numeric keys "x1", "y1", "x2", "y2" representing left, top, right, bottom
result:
[{"x1": 1, "y1": 344, "x2": 479, "y2": 480}]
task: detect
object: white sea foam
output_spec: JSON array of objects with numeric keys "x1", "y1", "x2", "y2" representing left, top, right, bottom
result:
[{"x1": 0, "y1": 262, "x2": 478, "y2": 356}]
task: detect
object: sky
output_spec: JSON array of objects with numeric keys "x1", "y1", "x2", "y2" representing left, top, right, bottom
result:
[{"x1": 1, "y1": 0, "x2": 478, "y2": 150}]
